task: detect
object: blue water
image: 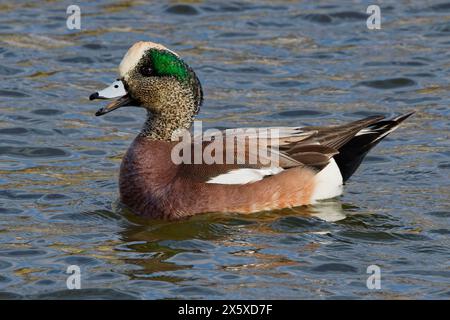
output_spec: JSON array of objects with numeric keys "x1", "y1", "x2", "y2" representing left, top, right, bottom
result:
[{"x1": 0, "y1": 0, "x2": 449, "y2": 299}]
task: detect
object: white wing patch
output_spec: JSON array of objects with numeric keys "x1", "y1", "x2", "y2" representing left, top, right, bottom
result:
[
  {"x1": 311, "y1": 158, "x2": 343, "y2": 202},
  {"x1": 206, "y1": 167, "x2": 284, "y2": 185}
]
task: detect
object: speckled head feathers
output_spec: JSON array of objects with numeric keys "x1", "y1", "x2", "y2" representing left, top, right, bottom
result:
[{"x1": 113, "y1": 41, "x2": 203, "y2": 140}]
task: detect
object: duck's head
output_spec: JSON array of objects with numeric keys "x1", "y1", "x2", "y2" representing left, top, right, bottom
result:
[{"x1": 90, "y1": 41, "x2": 203, "y2": 138}]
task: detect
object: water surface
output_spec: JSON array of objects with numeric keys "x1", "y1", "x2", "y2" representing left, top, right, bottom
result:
[{"x1": 0, "y1": 0, "x2": 449, "y2": 299}]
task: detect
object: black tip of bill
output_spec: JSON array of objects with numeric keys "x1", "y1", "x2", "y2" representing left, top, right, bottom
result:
[
  {"x1": 89, "y1": 92, "x2": 99, "y2": 101},
  {"x1": 90, "y1": 92, "x2": 106, "y2": 116},
  {"x1": 95, "y1": 108, "x2": 106, "y2": 116}
]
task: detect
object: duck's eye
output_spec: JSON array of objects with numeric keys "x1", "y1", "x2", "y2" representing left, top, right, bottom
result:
[{"x1": 140, "y1": 66, "x2": 153, "y2": 77}]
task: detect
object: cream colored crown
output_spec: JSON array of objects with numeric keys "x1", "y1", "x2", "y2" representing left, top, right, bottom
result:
[{"x1": 118, "y1": 41, "x2": 179, "y2": 78}]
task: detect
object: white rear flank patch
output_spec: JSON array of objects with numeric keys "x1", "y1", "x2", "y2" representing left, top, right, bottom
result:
[
  {"x1": 311, "y1": 158, "x2": 343, "y2": 202},
  {"x1": 119, "y1": 41, "x2": 179, "y2": 78},
  {"x1": 206, "y1": 167, "x2": 284, "y2": 185}
]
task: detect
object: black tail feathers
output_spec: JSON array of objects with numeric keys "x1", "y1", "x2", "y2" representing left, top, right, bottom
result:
[{"x1": 334, "y1": 112, "x2": 414, "y2": 182}]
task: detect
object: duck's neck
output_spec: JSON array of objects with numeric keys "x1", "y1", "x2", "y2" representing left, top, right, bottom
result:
[{"x1": 139, "y1": 106, "x2": 196, "y2": 141}]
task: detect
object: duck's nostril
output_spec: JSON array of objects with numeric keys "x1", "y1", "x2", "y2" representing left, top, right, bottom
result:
[{"x1": 89, "y1": 92, "x2": 99, "y2": 100}]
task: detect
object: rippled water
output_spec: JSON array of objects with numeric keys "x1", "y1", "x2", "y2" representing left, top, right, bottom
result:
[{"x1": 0, "y1": 0, "x2": 449, "y2": 299}]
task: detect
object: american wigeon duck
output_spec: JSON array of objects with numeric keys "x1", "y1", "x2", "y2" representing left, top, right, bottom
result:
[{"x1": 89, "y1": 41, "x2": 413, "y2": 220}]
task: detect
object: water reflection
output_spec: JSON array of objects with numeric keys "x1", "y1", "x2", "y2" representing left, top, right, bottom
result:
[{"x1": 114, "y1": 201, "x2": 351, "y2": 287}]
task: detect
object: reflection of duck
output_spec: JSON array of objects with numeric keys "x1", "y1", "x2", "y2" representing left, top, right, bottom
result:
[
  {"x1": 90, "y1": 41, "x2": 413, "y2": 219},
  {"x1": 309, "y1": 200, "x2": 348, "y2": 222}
]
